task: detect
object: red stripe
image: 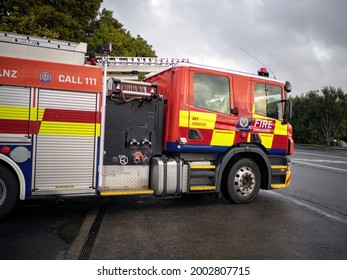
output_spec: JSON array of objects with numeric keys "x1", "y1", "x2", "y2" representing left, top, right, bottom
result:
[
  {"x1": 42, "y1": 109, "x2": 100, "y2": 123},
  {"x1": 0, "y1": 120, "x2": 41, "y2": 134},
  {"x1": 272, "y1": 135, "x2": 287, "y2": 149},
  {"x1": 0, "y1": 119, "x2": 29, "y2": 134},
  {"x1": 30, "y1": 121, "x2": 41, "y2": 134},
  {"x1": 285, "y1": 173, "x2": 291, "y2": 185}
]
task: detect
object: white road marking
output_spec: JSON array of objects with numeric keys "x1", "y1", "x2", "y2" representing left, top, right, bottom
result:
[
  {"x1": 291, "y1": 160, "x2": 347, "y2": 173},
  {"x1": 294, "y1": 151, "x2": 346, "y2": 159},
  {"x1": 268, "y1": 191, "x2": 347, "y2": 226},
  {"x1": 293, "y1": 159, "x2": 347, "y2": 164}
]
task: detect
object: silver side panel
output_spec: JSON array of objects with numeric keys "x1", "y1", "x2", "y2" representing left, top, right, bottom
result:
[
  {"x1": 102, "y1": 165, "x2": 149, "y2": 189},
  {"x1": 34, "y1": 136, "x2": 95, "y2": 190},
  {"x1": 38, "y1": 89, "x2": 97, "y2": 110},
  {"x1": 33, "y1": 89, "x2": 97, "y2": 196},
  {"x1": 102, "y1": 164, "x2": 188, "y2": 193},
  {"x1": 0, "y1": 86, "x2": 30, "y2": 106}
]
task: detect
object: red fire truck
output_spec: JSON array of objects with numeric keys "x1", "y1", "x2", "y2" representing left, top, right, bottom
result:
[{"x1": 0, "y1": 32, "x2": 293, "y2": 219}]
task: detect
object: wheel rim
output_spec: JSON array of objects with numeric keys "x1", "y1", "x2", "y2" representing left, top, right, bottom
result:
[
  {"x1": 0, "y1": 179, "x2": 6, "y2": 205},
  {"x1": 233, "y1": 166, "x2": 256, "y2": 196}
]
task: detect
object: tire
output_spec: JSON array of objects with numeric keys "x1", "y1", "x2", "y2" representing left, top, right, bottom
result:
[
  {"x1": 223, "y1": 158, "x2": 261, "y2": 203},
  {"x1": 0, "y1": 165, "x2": 19, "y2": 220}
]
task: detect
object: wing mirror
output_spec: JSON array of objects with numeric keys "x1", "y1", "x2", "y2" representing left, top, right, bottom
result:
[{"x1": 282, "y1": 100, "x2": 292, "y2": 124}]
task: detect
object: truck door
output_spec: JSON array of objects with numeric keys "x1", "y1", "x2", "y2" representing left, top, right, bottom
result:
[{"x1": 186, "y1": 68, "x2": 238, "y2": 152}]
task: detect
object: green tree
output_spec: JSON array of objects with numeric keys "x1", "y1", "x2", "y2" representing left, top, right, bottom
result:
[
  {"x1": 86, "y1": 8, "x2": 156, "y2": 56},
  {"x1": 0, "y1": 1, "x2": 156, "y2": 57},
  {"x1": 319, "y1": 87, "x2": 347, "y2": 145},
  {"x1": 0, "y1": 0, "x2": 102, "y2": 41},
  {"x1": 291, "y1": 91, "x2": 320, "y2": 144},
  {"x1": 290, "y1": 87, "x2": 347, "y2": 145}
]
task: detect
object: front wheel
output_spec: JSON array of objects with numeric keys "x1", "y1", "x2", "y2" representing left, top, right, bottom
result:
[
  {"x1": 223, "y1": 158, "x2": 261, "y2": 203},
  {"x1": 0, "y1": 165, "x2": 19, "y2": 219}
]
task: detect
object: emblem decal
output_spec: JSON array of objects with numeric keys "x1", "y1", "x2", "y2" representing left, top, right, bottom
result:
[
  {"x1": 39, "y1": 71, "x2": 52, "y2": 83},
  {"x1": 237, "y1": 117, "x2": 251, "y2": 131}
]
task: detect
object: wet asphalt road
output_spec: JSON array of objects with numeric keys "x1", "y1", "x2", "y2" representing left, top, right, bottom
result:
[
  {"x1": 87, "y1": 192, "x2": 347, "y2": 260},
  {"x1": 0, "y1": 147, "x2": 346, "y2": 260},
  {"x1": 285, "y1": 147, "x2": 347, "y2": 216},
  {"x1": 0, "y1": 197, "x2": 94, "y2": 259}
]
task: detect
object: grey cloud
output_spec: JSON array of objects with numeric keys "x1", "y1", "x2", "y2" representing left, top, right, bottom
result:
[{"x1": 103, "y1": 0, "x2": 347, "y2": 94}]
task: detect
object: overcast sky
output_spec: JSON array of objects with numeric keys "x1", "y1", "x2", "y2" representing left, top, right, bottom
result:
[{"x1": 102, "y1": 0, "x2": 347, "y2": 95}]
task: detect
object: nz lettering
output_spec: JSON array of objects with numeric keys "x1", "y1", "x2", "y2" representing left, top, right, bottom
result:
[{"x1": 0, "y1": 69, "x2": 17, "y2": 78}]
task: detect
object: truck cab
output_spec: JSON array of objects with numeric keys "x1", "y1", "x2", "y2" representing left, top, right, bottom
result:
[{"x1": 145, "y1": 63, "x2": 293, "y2": 202}]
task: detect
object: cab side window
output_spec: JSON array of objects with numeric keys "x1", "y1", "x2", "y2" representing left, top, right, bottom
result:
[
  {"x1": 193, "y1": 73, "x2": 230, "y2": 115},
  {"x1": 254, "y1": 83, "x2": 282, "y2": 119}
]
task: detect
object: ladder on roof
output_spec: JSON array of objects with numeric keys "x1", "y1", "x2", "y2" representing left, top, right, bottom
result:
[
  {"x1": 98, "y1": 56, "x2": 189, "y2": 65},
  {"x1": 0, "y1": 31, "x2": 87, "y2": 53},
  {"x1": 91, "y1": 56, "x2": 190, "y2": 73}
]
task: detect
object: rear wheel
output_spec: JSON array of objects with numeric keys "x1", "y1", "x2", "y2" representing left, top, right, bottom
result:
[
  {"x1": 223, "y1": 158, "x2": 261, "y2": 203},
  {"x1": 0, "y1": 165, "x2": 19, "y2": 219}
]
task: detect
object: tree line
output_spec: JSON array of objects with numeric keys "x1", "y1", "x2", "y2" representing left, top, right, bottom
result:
[
  {"x1": 290, "y1": 87, "x2": 347, "y2": 146},
  {"x1": 0, "y1": 0, "x2": 156, "y2": 57}
]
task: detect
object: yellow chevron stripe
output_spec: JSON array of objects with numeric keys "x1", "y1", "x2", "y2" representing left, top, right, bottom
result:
[
  {"x1": 258, "y1": 133, "x2": 274, "y2": 148},
  {"x1": 39, "y1": 121, "x2": 100, "y2": 137},
  {"x1": 211, "y1": 129, "x2": 235, "y2": 146},
  {"x1": 0, "y1": 105, "x2": 44, "y2": 121},
  {"x1": 179, "y1": 110, "x2": 189, "y2": 127},
  {"x1": 274, "y1": 120, "x2": 288, "y2": 135},
  {"x1": 189, "y1": 111, "x2": 216, "y2": 130},
  {"x1": 179, "y1": 110, "x2": 217, "y2": 130}
]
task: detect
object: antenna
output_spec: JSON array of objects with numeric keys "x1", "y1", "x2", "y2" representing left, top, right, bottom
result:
[{"x1": 240, "y1": 48, "x2": 276, "y2": 79}]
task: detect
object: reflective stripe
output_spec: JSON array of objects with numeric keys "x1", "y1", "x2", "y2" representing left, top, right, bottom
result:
[
  {"x1": 274, "y1": 120, "x2": 287, "y2": 135},
  {"x1": 1, "y1": 105, "x2": 100, "y2": 136},
  {"x1": 211, "y1": 129, "x2": 235, "y2": 146},
  {"x1": 190, "y1": 165, "x2": 216, "y2": 169},
  {"x1": 252, "y1": 113, "x2": 288, "y2": 149},
  {"x1": 271, "y1": 165, "x2": 288, "y2": 169},
  {"x1": 190, "y1": 186, "x2": 216, "y2": 191},
  {"x1": 42, "y1": 108, "x2": 100, "y2": 123},
  {"x1": 178, "y1": 111, "x2": 288, "y2": 151},
  {"x1": 179, "y1": 110, "x2": 217, "y2": 130},
  {"x1": 189, "y1": 111, "x2": 216, "y2": 129},
  {"x1": 271, "y1": 184, "x2": 286, "y2": 189},
  {"x1": 259, "y1": 133, "x2": 274, "y2": 148},
  {"x1": 285, "y1": 171, "x2": 291, "y2": 185},
  {"x1": 39, "y1": 122, "x2": 100, "y2": 137},
  {"x1": 0, "y1": 106, "x2": 44, "y2": 121},
  {"x1": 99, "y1": 189, "x2": 154, "y2": 196},
  {"x1": 179, "y1": 110, "x2": 189, "y2": 127}
]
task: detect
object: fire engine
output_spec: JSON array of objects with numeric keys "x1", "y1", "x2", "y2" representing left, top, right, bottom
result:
[{"x1": 0, "y1": 32, "x2": 293, "y2": 219}]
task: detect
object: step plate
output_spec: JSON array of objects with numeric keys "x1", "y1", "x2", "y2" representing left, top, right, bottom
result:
[
  {"x1": 189, "y1": 186, "x2": 216, "y2": 191},
  {"x1": 99, "y1": 188, "x2": 154, "y2": 196}
]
